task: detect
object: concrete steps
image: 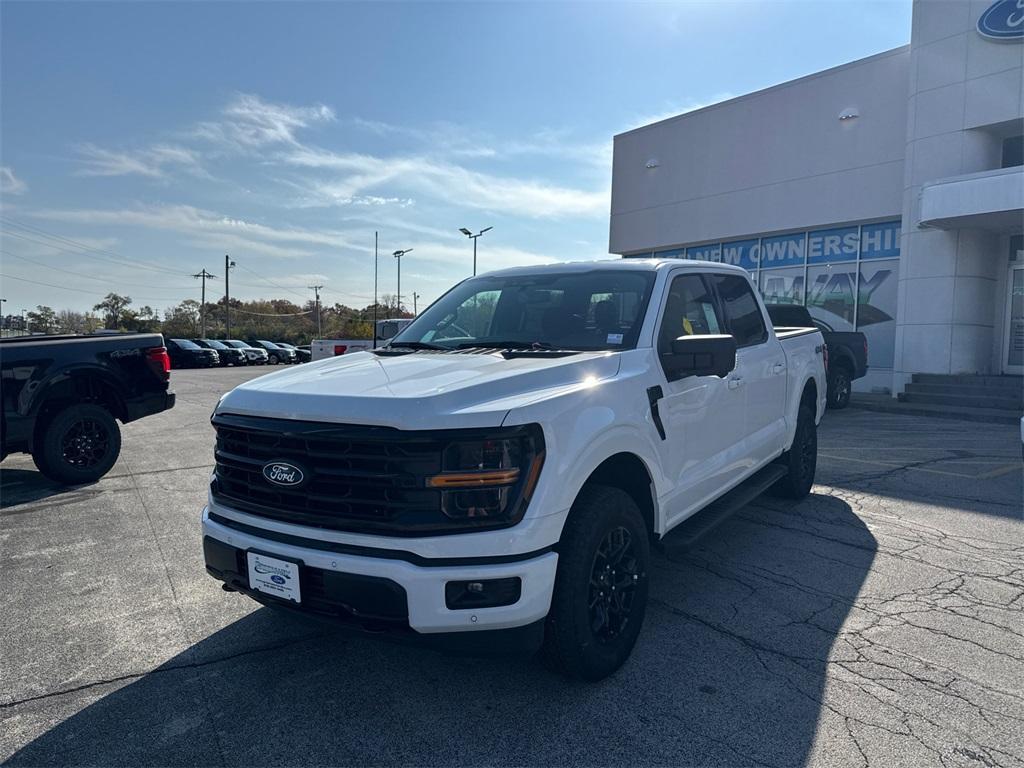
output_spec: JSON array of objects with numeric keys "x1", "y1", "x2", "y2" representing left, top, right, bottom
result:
[
  {"x1": 850, "y1": 374, "x2": 1022, "y2": 425},
  {"x1": 898, "y1": 373, "x2": 1022, "y2": 413}
]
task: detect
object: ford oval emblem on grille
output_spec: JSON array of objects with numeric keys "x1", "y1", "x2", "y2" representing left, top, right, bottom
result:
[{"x1": 262, "y1": 461, "x2": 306, "y2": 488}]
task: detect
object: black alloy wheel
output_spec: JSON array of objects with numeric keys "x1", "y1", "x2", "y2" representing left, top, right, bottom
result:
[
  {"x1": 589, "y1": 526, "x2": 641, "y2": 644},
  {"x1": 32, "y1": 403, "x2": 122, "y2": 485}
]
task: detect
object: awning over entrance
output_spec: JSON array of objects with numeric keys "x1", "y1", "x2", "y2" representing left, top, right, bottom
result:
[{"x1": 919, "y1": 167, "x2": 1023, "y2": 232}]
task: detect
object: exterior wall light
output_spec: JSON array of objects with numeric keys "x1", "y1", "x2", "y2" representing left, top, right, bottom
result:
[{"x1": 645, "y1": 158, "x2": 660, "y2": 168}]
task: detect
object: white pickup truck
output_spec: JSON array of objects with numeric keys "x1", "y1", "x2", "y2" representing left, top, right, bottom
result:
[{"x1": 202, "y1": 259, "x2": 826, "y2": 679}]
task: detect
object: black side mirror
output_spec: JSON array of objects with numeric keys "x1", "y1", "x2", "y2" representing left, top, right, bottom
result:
[{"x1": 667, "y1": 334, "x2": 737, "y2": 379}]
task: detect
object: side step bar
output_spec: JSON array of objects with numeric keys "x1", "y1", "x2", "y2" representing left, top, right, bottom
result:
[{"x1": 655, "y1": 463, "x2": 788, "y2": 555}]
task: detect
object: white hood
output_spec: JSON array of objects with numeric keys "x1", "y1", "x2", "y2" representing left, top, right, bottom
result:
[{"x1": 217, "y1": 349, "x2": 621, "y2": 429}]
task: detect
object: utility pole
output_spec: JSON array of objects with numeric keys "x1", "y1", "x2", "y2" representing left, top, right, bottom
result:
[
  {"x1": 373, "y1": 231, "x2": 378, "y2": 349},
  {"x1": 192, "y1": 268, "x2": 217, "y2": 338},
  {"x1": 459, "y1": 226, "x2": 492, "y2": 276},
  {"x1": 413, "y1": 292, "x2": 420, "y2": 315},
  {"x1": 393, "y1": 248, "x2": 412, "y2": 314},
  {"x1": 309, "y1": 284, "x2": 323, "y2": 338},
  {"x1": 224, "y1": 255, "x2": 235, "y2": 339}
]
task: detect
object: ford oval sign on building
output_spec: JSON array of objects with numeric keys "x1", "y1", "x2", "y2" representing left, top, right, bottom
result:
[{"x1": 978, "y1": 0, "x2": 1024, "y2": 40}]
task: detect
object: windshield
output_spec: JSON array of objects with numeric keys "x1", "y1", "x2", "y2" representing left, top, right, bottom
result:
[
  {"x1": 172, "y1": 339, "x2": 201, "y2": 350},
  {"x1": 201, "y1": 339, "x2": 227, "y2": 350},
  {"x1": 392, "y1": 269, "x2": 656, "y2": 351},
  {"x1": 257, "y1": 340, "x2": 280, "y2": 349},
  {"x1": 224, "y1": 340, "x2": 248, "y2": 348}
]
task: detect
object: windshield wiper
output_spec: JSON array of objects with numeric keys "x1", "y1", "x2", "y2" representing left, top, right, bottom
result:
[
  {"x1": 386, "y1": 341, "x2": 449, "y2": 351},
  {"x1": 456, "y1": 340, "x2": 554, "y2": 350}
]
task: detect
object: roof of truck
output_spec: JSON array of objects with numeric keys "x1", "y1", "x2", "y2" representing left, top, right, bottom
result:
[{"x1": 483, "y1": 258, "x2": 748, "y2": 278}]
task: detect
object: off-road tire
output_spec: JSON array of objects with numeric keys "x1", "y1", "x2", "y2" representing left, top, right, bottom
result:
[
  {"x1": 771, "y1": 404, "x2": 817, "y2": 499},
  {"x1": 31, "y1": 403, "x2": 122, "y2": 485},
  {"x1": 542, "y1": 485, "x2": 650, "y2": 681}
]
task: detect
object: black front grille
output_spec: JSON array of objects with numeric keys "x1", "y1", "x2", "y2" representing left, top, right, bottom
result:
[{"x1": 212, "y1": 413, "x2": 444, "y2": 534}]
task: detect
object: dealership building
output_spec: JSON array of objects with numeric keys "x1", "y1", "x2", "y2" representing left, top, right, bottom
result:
[{"x1": 610, "y1": 0, "x2": 1023, "y2": 397}]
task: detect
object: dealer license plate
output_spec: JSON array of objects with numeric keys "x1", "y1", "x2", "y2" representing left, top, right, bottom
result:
[{"x1": 246, "y1": 552, "x2": 301, "y2": 603}]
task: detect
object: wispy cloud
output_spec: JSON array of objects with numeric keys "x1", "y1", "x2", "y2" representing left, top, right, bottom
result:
[
  {"x1": 0, "y1": 166, "x2": 27, "y2": 195},
  {"x1": 75, "y1": 143, "x2": 209, "y2": 180},
  {"x1": 624, "y1": 92, "x2": 738, "y2": 132},
  {"x1": 27, "y1": 203, "x2": 367, "y2": 259},
  {"x1": 284, "y1": 147, "x2": 608, "y2": 219},
  {"x1": 192, "y1": 93, "x2": 335, "y2": 150}
]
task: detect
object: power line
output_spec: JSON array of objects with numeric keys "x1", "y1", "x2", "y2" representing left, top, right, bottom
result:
[
  {"x1": 234, "y1": 262, "x2": 310, "y2": 300},
  {"x1": 0, "y1": 217, "x2": 189, "y2": 277},
  {"x1": 0, "y1": 250, "x2": 193, "y2": 292},
  {"x1": 0, "y1": 273, "x2": 186, "y2": 302},
  {"x1": 228, "y1": 307, "x2": 314, "y2": 317}
]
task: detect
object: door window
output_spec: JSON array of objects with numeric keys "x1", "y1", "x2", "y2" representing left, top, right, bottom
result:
[
  {"x1": 657, "y1": 274, "x2": 724, "y2": 378},
  {"x1": 709, "y1": 274, "x2": 768, "y2": 348}
]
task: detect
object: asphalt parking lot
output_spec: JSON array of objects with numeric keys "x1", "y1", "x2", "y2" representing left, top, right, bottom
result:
[{"x1": 1, "y1": 366, "x2": 1022, "y2": 767}]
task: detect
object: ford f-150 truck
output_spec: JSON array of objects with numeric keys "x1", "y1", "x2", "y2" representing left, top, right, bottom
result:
[
  {"x1": 1, "y1": 332, "x2": 174, "y2": 484},
  {"x1": 202, "y1": 260, "x2": 826, "y2": 679},
  {"x1": 766, "y1": 304, "x2": 868, "y2": 410}
]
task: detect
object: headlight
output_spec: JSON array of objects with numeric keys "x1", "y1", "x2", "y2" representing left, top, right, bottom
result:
[{"x1": 426, "y1": 427, "x2": 545, "y2": 523}]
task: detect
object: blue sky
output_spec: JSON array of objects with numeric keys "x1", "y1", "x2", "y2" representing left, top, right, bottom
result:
[{"x1": 1, "y1": 1, "x2": 912, "y2": 316}]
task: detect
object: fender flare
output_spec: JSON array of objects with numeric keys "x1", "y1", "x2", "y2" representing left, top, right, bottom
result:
[
  {"x1": 23, "y1": 364, "x2": 129, "y2": 421},
  {"x1": 538, "y1": 423, "x2": 665, "y2": 539}
]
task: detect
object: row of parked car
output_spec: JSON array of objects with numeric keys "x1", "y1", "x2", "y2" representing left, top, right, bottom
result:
[{"x1": 164, "y1": 338, "x2": 312, "y2": 368}]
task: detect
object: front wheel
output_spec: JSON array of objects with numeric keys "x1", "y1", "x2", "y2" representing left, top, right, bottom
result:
[
  {"x1": 542, "y1": 485, "x2": 650, "y2": 681},
  {"x1": 771, "y1": 404, "x2": 817, "y2": 499},
  {"x1": 827, "y1": 366, "x2": 852, "y2": 410},
  {"x1": 31, "y1": 403, "x2": 122, "y2": 485}
]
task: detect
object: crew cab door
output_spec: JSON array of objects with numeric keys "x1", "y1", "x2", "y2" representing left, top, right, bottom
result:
[
  {"x1": 707, "y1": 273, "x2": 788, "y2": 467},
  {"x1": 655, "y1": 272, "x2": 747, "y2": 527}
]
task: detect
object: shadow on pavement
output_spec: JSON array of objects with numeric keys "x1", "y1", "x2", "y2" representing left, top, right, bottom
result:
[
  {"x1": 0, "y1": 467, "x2": 99, "y2": 512},
  {"x1": 6, "y1": 494, "x2": 875, "y2": 766}
]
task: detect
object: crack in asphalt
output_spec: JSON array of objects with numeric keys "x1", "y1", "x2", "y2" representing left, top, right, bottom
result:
[{"x1": 0, "y1": 631, "x2": 333, "y2": 710}]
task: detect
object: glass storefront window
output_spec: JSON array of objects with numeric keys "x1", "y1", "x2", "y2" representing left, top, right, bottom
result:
[
  {"x1": 650, "y1": 219, "x2": 902, "y2": 369},
  {"x1": 857, "y1": 259, "x2": 898, "y2": 369},
  {"x1": 759, "y1": 267, "x2": 805, "y2": 306},
  {"x1": 807, "y1": 263, "x2": 857, "y2": 330}
]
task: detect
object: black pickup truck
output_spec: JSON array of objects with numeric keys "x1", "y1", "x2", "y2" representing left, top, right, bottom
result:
[
  {"x1": 0, "y1": 333, "x2": 175, "y2": 484},
  {"x1": 766, "y1": 304, "x2": 868, "y2": 409}
]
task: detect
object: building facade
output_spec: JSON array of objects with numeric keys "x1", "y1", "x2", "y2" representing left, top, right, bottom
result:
[{"x1": 609, "y1": 0, "x2": 1023, "y2": 394}]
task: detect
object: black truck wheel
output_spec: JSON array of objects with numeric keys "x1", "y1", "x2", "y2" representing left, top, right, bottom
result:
[
  {"x1": 32, "y1": 403, "x2": 122, "y2": 485},
  {"x1": 827, "y1": 364, "x2": 852, "y2": 410},
  {"x1": 771, "y1": 404, "x2": 817, "y2": 499},
  {"x1": 542, "y1": 485, "x2": 649, "y2": 681}
]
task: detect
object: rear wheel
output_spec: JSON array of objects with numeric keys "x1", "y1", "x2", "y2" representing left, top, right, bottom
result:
[
  {"x1": 542, "y1": 485, "x2": 649, "y2": 681},
  {"x1": 31, "y1": 403, "x2": 121, "y2": 485},
  {"x1": 827, "y1": 364, "x2": 852, "y2": 410},
  {"x1": 771, "y1": 403, "x2": 817, "y2": 499}
]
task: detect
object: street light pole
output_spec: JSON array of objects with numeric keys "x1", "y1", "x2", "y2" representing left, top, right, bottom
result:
[
  {"x1": 373, "y1": 231, "x2": 378, "y2": 348},
  {"x1": 413, "y1": 292, "x2": 420, "y2": 315},
  {"x1": 459, "y1": 226, "x2": 492, "y2": 276},
  {"x1": 224, "y1": 255, "x2": 235, "y2": 339},
  {"x1": 393, "y1": 248, "x2": 412, "y2": 313}
]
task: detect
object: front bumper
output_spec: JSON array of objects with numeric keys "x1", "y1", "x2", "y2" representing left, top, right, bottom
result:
[{"x1": 202, "y1": 507, "x2": 558, "y2": 640}]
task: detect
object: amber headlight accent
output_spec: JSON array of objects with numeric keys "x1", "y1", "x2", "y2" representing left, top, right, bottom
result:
[{"x1": 428, "y1": 428, "x2": 544, "y2": 523}]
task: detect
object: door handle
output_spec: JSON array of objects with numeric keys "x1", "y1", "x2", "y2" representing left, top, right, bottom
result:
[
  {"x1": 727, "y1": 376, "x2": 744, "y2": 390},
  {"x1": 772, "y1": 362, "x2": 787, "y2": 375}
]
